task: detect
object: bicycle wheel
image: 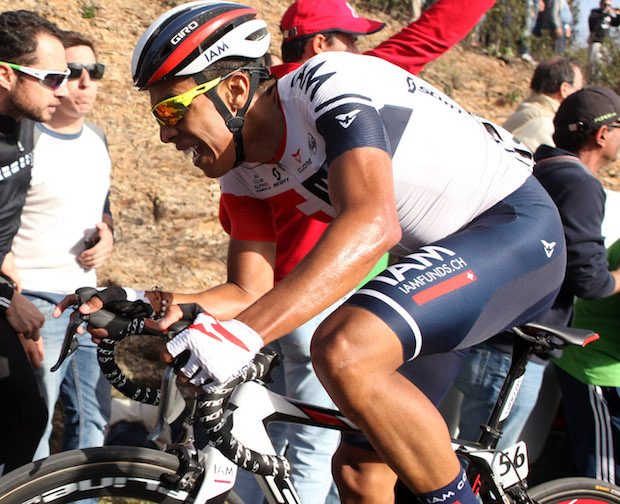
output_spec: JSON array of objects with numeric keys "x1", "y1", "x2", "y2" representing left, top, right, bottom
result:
[
  {"x1": 0, "y1": 446, "x2": 243, "y2": 504},
  {"x1": 528, "y1": 477, "x2": 620, "y2": 504}
]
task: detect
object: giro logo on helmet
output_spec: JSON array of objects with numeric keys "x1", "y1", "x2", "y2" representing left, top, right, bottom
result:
[{"x1": 171, "y1": 20, "x2": 199, "y2": 45}]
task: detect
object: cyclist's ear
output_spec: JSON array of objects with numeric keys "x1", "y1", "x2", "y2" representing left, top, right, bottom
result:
[{"x1": 222, "y1": 72, "x2": 252, "y2": 114}]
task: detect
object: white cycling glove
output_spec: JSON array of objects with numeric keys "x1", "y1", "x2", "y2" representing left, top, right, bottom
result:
[{"x1": 166, "y1": 312, "x2": 264, "y2": 391}]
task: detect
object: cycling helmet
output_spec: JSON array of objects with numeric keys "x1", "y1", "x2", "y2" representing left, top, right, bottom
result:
[
  {"x1": 132, "y1": 1, "x2": 270, "y2": 89},
  {"x1": 132, "y1": 1, "x2": 272, "y2": 167}
]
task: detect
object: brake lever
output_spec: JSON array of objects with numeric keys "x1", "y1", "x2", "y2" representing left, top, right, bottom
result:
[{"x1": 51, "y1": 312, "x2": 84, "y2": 372}]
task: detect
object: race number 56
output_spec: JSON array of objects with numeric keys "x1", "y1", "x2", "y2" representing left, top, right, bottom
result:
[{"x1": 492, "y1": 441, "x2": 529, "y2": 489}]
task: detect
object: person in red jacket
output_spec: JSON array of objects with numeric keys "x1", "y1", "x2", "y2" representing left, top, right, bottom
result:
[{"x1": 222, "y1": 0, "x2": 497, "y2": 502}]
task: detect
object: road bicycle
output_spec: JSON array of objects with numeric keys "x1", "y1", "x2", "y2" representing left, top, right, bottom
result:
[{"x1": 0, "y1": 292, "x2": 619, "y2": 504}]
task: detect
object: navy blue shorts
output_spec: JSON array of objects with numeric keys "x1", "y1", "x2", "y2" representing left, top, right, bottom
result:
[
  {"x1": 342, "y1": 176, "x2": 566, "y2": 450},
  {"x1": 346, "y1": 175, "x2": 566, "y2": 362}
]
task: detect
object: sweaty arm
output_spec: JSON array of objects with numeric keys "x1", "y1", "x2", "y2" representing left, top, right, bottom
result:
[
  {"x1": 235, "y1": 147, "x2": 402, "y2": 344},
  {"x1": 366, "y1": 0, "x2": 495, "y2": 74}
]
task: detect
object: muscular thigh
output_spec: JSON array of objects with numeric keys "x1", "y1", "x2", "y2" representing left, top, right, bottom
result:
[{"x1": 346, "y1": 176, "x2": 566, "y2": 362}]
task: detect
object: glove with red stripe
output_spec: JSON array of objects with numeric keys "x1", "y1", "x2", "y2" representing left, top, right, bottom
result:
[{"x1": 165, "y1": 312, "x2": 264, "y2": 391}]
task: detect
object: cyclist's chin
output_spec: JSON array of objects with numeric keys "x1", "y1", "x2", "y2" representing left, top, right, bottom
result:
[{"x1": 194, "y1": 156, "x2": 233, "y2": 179}]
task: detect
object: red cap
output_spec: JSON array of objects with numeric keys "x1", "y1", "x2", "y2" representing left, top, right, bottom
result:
[{"x1": 280, "y1": 0, "x2": 385, "y2": 41}]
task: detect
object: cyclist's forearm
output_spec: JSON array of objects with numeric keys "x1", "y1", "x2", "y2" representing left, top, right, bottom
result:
[{"x1": 168, "y1": 283, "x2": 263, "y2": 321}]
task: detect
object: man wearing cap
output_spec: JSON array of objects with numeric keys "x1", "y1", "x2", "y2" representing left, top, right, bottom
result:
[
  {"x1": 531, "y1": 86, "x2": 620, "y2": 321},
  {"x1": 229, "y1": 1, "x2": 496, "y2": 503},
  {"x1": 276, "y1": 0, "x2": 494, "y2": 77}
]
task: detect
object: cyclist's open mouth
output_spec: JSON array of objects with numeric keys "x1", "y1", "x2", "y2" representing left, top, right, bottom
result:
[{"x1": 183, "y1": 146, "x2": 200, "y2": 164}]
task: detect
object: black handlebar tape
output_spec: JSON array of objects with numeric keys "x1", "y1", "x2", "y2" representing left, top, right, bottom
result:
[
  {"x1": 91, "y1": 308, "x2": 163, "y2": 405},
  {"x1": 196, "y1": 351, "x2": 292, "y2": 480},
  {"x1": 86, "y1": 303, "x2": 196, "y2": 405}
]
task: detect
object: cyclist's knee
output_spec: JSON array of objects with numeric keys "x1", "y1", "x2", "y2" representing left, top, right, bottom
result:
[
  {"x1": 333, "y1": 442, "x2": 397, "y2": 504},
  {"x1": 310, "y1": 314, "x2": 355, "y2": 381},
  {"x1": 312, "y1": 309, "x2": 404, "y2": 419}
]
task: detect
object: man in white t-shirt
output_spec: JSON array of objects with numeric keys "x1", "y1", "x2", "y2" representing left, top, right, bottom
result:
[{"x1": 14, "y1": 30, "x2": 114, "y2": 462}]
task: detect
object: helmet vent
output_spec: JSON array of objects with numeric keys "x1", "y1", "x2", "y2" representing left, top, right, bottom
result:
[{"x1": 246, "y1": 27, "x2": 268, "y2": 41}]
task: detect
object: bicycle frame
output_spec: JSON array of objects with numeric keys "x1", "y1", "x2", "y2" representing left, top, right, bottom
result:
[
  {"x1": 163, "y1": 364, "x2": 532, "y2": 504},
  {"x1": 182, "y1": 323, "x2": 590, "y2": 504}
]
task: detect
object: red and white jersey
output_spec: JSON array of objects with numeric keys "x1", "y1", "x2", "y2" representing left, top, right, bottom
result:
[{"x1": 220, "y1": 52, "x2": 532, "y2": 255}]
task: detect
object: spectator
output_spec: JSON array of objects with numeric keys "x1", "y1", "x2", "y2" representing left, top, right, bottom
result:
[
  {"x1": 588, "y1": 0, "x2": 620, "y2": 80},
  {"x1": 555, "y1": 237, "x2": 620, "y2": 484},
  {"x1": 14, "y1": 30, "x2": 114, "y2": 464},
  {"x1": 455, "y1": 86, "x2": 620, "y2": 450},
  {"x1": 0, "y1": 9, "x2": 67, "y2": 474},
  {"x1": 519, "y1": 0, "x2": 542, "y2": 62},
  {"x1": 557, "y1": 0, "x2": 574, "y2": 54},
  {"x1": 502, "y1": 57, "x2": 582, "y2": 153},
  {"x1": 534, "y1": 0, "x2": 572, "y2": 54}
]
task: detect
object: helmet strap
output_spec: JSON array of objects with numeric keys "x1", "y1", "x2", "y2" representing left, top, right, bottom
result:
[{"x1": 201, "y1": 70, "x2": 263, "y2": 168}]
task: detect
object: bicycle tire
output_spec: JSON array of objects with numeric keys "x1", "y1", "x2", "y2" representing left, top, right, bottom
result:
[
  {"x1": 528, "y1": 477, "x2": 620, "y2": 504},
  {"x1": 0, "y1": 446, "x2": 243, "y2": 504}
]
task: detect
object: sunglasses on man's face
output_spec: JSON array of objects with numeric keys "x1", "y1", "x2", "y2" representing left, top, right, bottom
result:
[
  {"x1": 150, "y1": 76, "x2": 226, "y2": 127},
  {"x1": 68, "y1": 62, "x2": 105, "y2": 81},
  {"x1": 150, "y1": 69, "x2": 243, "y2": 126},
  {"x1": 1, "y1": 61, "x2": 69, "y2": 90}
]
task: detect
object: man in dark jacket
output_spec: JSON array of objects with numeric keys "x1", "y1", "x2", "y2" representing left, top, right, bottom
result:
[
  {"x1": 0, "y1": 10, "x2": 68, "y2": 474},
  {"x1": 533, "y1": 86, "x2": 620, "y2": 320}
]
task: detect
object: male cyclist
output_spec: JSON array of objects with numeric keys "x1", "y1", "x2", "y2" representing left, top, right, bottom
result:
[
  {"x1": 61, "y1": 3, "x2": 567, "y2": 504},
  {"x1": 242, "y1": 0, "x2": 495, "y2": 500}
]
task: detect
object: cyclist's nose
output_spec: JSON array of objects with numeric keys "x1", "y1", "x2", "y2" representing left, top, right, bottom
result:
[{"x1": 159, "y1": 124, "x2": 176, "y2": 143}]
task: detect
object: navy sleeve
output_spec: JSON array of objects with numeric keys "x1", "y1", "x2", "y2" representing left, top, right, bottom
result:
[
  {"x1": 315, "y1": 102, "x2": 390, "y2": 166},
  {"x1": 559, "y1": 174, "x2": 615, "y2": 299}
]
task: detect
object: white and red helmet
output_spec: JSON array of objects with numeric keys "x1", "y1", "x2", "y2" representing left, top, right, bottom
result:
[{"x1": 132, "y1": 1, "x2": 271, "y2": 89}]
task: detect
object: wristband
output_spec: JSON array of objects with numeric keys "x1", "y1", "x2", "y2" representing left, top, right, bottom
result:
[{"x1": 0, "y1": 283, "x2": 14, "y2": 315}]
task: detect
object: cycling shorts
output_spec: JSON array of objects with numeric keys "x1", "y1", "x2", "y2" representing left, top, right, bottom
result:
[{"x1": 346, "y1": 175, "x2": 566, "y2": 362}]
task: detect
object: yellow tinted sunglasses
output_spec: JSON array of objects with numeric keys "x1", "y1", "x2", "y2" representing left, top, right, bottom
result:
[{"x1": 151, "y1": 76, "x2": 223, "y2": 126}]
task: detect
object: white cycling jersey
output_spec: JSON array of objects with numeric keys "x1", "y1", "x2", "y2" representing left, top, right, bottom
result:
[{"x1": 220, "y1": 52, "x2": 533, "y2": 255}]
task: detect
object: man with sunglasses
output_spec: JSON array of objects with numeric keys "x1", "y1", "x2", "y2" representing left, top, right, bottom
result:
[
  {"x1": 14, "y1": 30, "x2": 114, "y2": 472},
  {"x1": 0, "y1": 9, "x2": 68, "y2": 474},
  {"x1": 233, "y1": 0, "x2": 496, "y2": 501}
]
